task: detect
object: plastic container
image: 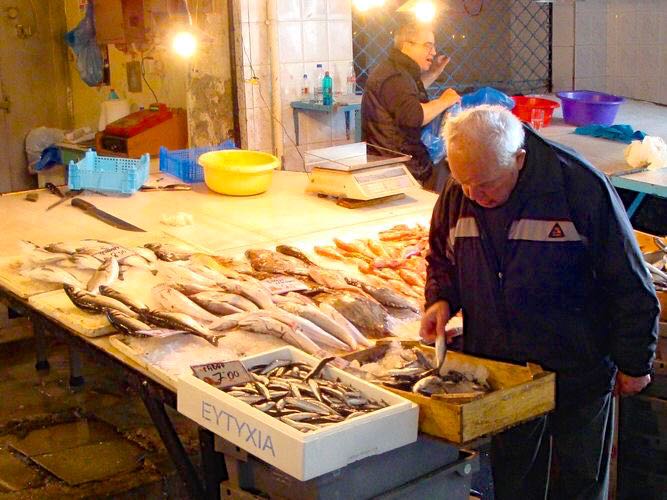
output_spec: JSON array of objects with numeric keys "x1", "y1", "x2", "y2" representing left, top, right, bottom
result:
[
  {"x1": 198, "y1": 149, "x2": 280, "y2": 196},
  {"x1": 159, "y1": 140, "x2": 236, "y2": 183},
  {"x1": 556, "y1": 90, "x2": 624, "y2": 126},
  {"x1": 511, "y1": 96, "x2": 560, "y2": 127},
  {"x1": 68, "y1": 150, "x2": 149, "y2": 194}
]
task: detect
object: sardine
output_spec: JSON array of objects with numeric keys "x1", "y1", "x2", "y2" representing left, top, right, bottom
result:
[
  {"x1": 86, "y1": 257, "x2": 119, "y2": 293},
  {"x1": 64, "y1": 284, "x2": 138, "y2": 317}
]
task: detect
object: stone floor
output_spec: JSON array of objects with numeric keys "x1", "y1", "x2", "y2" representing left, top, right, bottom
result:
[{"x1": 0, "y1": 334, "x2": 198, "y2": 499}]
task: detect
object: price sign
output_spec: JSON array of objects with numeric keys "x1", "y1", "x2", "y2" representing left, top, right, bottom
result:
[
  {"x1": 191, "y1": 360, "x2": 253, "y2": 389},
  {"x1": 93, "y1": 246, "x2": 136, "y2": 261},
  {"x1": 262, "y1": 276, "x2": 309, "y2": 294}
]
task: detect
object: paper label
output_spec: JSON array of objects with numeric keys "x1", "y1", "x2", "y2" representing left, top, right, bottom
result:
[
  {"x1": 92, "y1": 246, "x2": 136, "y2": 261},
  {"x1": 261, "y1": 276, "x2": 309, "y2": 294},
  {"x1": 191, "y1": 361, "x2": 252, "y2": 389}
]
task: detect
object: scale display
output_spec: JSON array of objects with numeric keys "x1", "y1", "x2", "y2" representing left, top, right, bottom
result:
[{"x1": 305, "y1": 143, "x2": 419, "y2": 201}]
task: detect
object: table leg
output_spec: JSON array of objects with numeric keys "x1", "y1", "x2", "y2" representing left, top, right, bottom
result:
[
  {"x1": 33, "y1": 317, "x2": 50, "y2": 371},
  {"x1": 293, "y1": 109, "x2": 300, "y2": 146},
  {"x1": 200, "y1": 428, "x2": 227, "y2": 500},
  {"x1": 626, "y1": 192, "x2": 646, "y2": 219},
  {"x1": 354, "y1": 109, "x2": 362, "y2": 142},
  {"x1": 140, "y1": 382, "x2": 205, "y2": 500},
  {"x1": 345, "y1": 110, "x2": 351, "y2": 140},
  {"x1": 68, "y1": 344, "x2": 85, "y2": 387}
]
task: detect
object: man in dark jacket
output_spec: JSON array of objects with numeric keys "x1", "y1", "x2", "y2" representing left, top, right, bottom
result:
[
  {"x1": 420, "y1": 105, "x2": 659, "y2": 499},
  {"x1": 361, "y1": 21, "x2": 459, "y2": 192}
]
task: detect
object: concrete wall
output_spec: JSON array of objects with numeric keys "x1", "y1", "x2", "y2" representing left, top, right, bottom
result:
[{"x1": 552, "y1": 0, "x2": 667, "y2": 105}]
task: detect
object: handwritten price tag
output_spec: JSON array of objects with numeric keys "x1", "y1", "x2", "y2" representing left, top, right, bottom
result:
[
  {"x1": 261, "y1": 276, "x2": 309, "y2": 294},
  {"x1": 191, "y1": 361, "x2": 253, "y2": 389}
]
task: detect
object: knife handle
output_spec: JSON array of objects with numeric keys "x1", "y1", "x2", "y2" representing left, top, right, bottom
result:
[{"x1": 71, "y1": 198, "x2": 95, "y2": 211}]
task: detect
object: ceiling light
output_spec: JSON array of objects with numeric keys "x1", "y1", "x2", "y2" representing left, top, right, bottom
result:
[{"x1": 172, "y1": 30, "x2": 197, "y2": 58}]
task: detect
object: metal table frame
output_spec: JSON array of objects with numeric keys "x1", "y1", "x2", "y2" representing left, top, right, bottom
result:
[
  {"x1": 290, "y1": 100, "x2": 361, "y2": 145},
  {"x1": 610, "y1": 167, "x2": 667, "y2": 219},
  {"x1": 0, "y1": 288, "x2": 226, "y2": 500}
]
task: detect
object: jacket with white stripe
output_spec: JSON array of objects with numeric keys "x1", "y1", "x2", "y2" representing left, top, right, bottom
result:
[{"x1": 425, "y1": 127, "x2": 659, "y2": 403}]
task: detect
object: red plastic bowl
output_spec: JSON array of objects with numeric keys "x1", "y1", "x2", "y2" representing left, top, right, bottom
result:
[{"x1": 511, "y1": 96, "x2": 560, "y2": 127}]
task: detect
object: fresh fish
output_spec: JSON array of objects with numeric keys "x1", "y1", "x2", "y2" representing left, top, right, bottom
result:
[
  {"x1": 257, "y1": 308, "x2": 349, "y2": 351},
  {"x1": 156, "y1": 261, "x2": 217, "y2": 286},
  {"x1": 144, "y1": 243, "x2": 192, "y2": 262},
  {"x1": 25, "y1": 265, "x2": 82, "y2": 287},
  {"x1": 318, "y1": 303, "x2": 371, "y2": 348},
  {"x1": 45, "y1": 241, "x2": 80, "y2": 254},
  {"x1": 105, "y1": 309, "x2": 152, "y2": 336},
  {"x1": 64, "y1": 284, "x2": 138, "y2": 317},
  {"x1": 133, "y1": 246, "x2": 158, "y2": 263},
  {"x1": 191, "y1": 291, "x2": 259, "y2": 314},
  {"x1": 333, "y1": 238, "x2": 375, "y2": 259},
  {"x1": 69, "y1": 253, "x2": 104, "y2": 271},
  {"x1": 436, "y1": 332, "x2": 447, "y2": 377},
  {"x1": 245, "y1": 248, "x2": 310, "y2": 276},
  {"x1": 86, "y1": 258, "x2": 119, "y2": 293},
  {"x1": 275, "y1": 245, "x2": 317, "y2": 266},
  {"x1": 238, "y1": 313, "x2": 323, "y2": 356},
  {"x1": 152, "y1": 284, "x2": 223, "y2": 323},
  {"x1": 279, "y1": 417, "x2": 320, "y2": 432},
  {"x1": 20, "y1": 241, "x2": 70, "y2": 265},
  {"x1": 347, "y1": 278, "x2": 420, "y2": 312},
  {"x1": 398, "y1": 268, "x2": 425, "y2": 288},
  {"x1": 308, "y1": 267, "x2": 360, "y2": 293},
  {"x1": 118, "y1": 254, "x2": 155, "y2": 272},
  {"x1": 260, "y1": 359, "x2": 293, "y2": 375},
  {"x1": 316, "y1": 293, "x2": 392, "y2": 339},
  {"x1": 141, "y1": 310, "x2": 225, "y2": 345},
  {"x1": 277, "y1": 301, "x2": 358, "y2": 350},
  {"x1": 217, "y1": 277, "x2": 274, "y2": 309},
  {"x1": 98, "y1": 285, "x2": 149, "y2": 313}
]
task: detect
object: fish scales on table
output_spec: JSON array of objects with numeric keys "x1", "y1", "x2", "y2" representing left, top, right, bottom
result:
[{"x1": 218, "y1": 359, "x2": 388, "y2": 433}]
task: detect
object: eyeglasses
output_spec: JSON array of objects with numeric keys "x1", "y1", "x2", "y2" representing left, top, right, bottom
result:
[{"x1": 408, "y1": 40, "x2": 436, "y2": 52}]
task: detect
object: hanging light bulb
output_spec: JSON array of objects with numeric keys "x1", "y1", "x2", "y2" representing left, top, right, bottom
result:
[
  {"x1": 397, "y1": 0, "x2": 440, "y2": 23},
  {"x1": 172, "y1": 30, "x2": 197, "y2": 58}
]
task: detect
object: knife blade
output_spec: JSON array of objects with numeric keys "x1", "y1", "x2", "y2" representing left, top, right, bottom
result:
[{"x1": 71, "y1": 198, "x2": 146, "y2": 232}]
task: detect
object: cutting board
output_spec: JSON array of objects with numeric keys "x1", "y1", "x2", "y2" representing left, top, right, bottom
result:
[
  {"x1": 28, "y1": 290, "x2": 113, "y2": 338},
  {"x1": 0, "y1": 256, "x2": 62, "y2": 299}
]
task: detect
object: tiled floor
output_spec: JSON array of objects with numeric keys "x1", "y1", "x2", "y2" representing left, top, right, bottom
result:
[{"x1": 0, "y1": 335, "x2": 197, "y2": 498}]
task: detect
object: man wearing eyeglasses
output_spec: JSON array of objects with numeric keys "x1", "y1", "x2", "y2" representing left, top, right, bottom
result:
[{"x1": 361, "y1": 21, "x2": 460, "y2": 192}]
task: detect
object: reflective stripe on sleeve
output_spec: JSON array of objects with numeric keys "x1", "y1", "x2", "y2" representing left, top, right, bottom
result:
[
  {"x1": 448, "y1": 217, "x2": 480, "y2": 250},
  {"x1": 509, "y1": 219, "x2": 582, "y2": 242}
]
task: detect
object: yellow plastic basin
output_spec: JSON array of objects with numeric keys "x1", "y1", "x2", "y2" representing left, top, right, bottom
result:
[{"x1": 198, "y1": 149, "x2": 280, "y2": 196}]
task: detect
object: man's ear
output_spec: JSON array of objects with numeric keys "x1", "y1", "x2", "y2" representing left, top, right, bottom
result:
[{"x1": 515, "y1": 149, "x2": 526, "y2": 171}]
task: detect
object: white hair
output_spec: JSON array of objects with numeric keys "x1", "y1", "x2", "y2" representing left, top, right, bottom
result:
[{"x1": 444, "y1": 105, "x2": 525, "y2": 169}]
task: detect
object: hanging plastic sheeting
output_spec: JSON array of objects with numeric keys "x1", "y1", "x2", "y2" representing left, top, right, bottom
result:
[{"x1": 65, "y1": 2, "x2": 103, "y2": 86}]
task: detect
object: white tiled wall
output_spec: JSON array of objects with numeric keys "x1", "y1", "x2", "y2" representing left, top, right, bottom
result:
[
  {"x1": 237, "y1": 0, "x2": 354, "y2": 171},
  {"x1": 552, "y1": 0, "x2": 667, "y2": 104}
]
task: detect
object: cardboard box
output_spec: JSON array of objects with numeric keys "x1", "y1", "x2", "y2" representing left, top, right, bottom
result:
[
  {"x1": 177, "y1": 346, "x2": 419, "y2": 481},
  {"x1": 343, "y1": 341, "x2": 556, "y2": 444}
]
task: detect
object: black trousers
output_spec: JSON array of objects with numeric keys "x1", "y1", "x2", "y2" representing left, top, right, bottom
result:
[{"x1": 491, "y1": 392, "x2": 614, "y2": 500}]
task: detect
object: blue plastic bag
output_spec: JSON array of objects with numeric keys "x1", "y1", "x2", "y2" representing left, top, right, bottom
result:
[
  {"x1": 460, "y1": 87, "x2": 515, "y2": 110},
  {"x1": 65, "y1": 2, "x2": 103, "y2": 87},
  {"x1": 421, "y1": 112, "x2": 446, "y2": 164}
]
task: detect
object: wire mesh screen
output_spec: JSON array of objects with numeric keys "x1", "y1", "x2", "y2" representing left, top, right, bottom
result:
[{"x1": 353, "y1": 0, "x2": 552, "y2": 97}]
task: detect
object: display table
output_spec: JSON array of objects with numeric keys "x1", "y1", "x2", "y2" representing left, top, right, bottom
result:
[{"x1": 539, "y1": 97, "x2": 667, "y2": 218}]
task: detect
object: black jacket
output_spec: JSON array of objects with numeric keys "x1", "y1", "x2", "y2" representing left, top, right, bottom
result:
[
  {"x1": 425, "y1": 127, "x2": 659, "y2": 405},
  {"x1": 361, "y1": 48, "x2": 433, "y2": 182}
]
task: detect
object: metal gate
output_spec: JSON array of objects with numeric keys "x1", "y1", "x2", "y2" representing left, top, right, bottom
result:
[{"x1": 353, "y1": 0, "x2": 551, "y2": 97}]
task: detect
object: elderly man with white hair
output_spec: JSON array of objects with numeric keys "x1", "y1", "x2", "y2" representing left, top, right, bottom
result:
[{"x1": 420, "y1": 105, "x2": 658, "y2": 499}]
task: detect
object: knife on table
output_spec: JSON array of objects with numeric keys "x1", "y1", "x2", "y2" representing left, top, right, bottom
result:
[{"x1": 71, "y1": 198, "x2": 146, "y2": 232}]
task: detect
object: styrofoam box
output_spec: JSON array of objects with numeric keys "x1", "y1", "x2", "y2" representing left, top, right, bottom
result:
[{"x1": 177, "y1": 346, "x2": 419, "y2": 481}]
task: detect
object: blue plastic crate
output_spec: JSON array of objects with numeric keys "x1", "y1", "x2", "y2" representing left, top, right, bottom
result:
[
  {"x1": 68, "y1": 150, "x2": 150, "y2": 194},
  {"x1": 159, "y1": 140, "x2": 236, "y2": 183}
]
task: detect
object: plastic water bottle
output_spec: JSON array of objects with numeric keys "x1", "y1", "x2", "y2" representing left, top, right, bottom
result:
[
  {"x1": 301, "y1": 74, "x2": 310, "y2": 99},
  {"x1": 322, "y1": 71, "x2": 333, "y2": 105},
  {"x1": 314, "y1": 64, "x2": 324, "y2": 104},
  {"x1": 346, "y1": 64, "x2": 356, "y2": 96}
]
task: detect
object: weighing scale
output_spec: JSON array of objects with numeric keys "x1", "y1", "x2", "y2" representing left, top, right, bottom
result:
[{"x1": 305, "y1": 142, "x2": 419, "y2": 203}]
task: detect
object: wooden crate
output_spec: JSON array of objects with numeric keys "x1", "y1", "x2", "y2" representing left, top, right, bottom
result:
[
  {"x1": 634, "y1": 230, "x2": 667, "y2": 321},
  {"x1": 343, "y1": 341, "x2": 555, "y2": 444}
]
